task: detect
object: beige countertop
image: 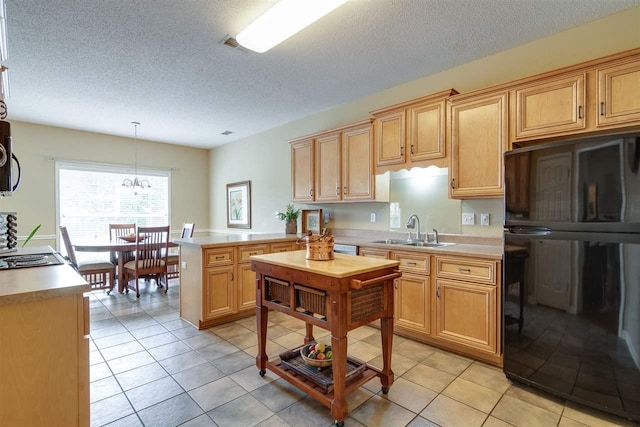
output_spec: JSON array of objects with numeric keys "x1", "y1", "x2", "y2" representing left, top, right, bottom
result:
[
  {"x1": 250, "y1": 251, "x2": 399, "y2": 279},
  {"x1": 175, "y1": 233, "x2": 298, "y2": 248},
  {"x1": 174, "y1": 231, "x2": 503, "y2": 260},
  {"x1": 0, "y1": 246, "x2": 89, "y2": 306}
]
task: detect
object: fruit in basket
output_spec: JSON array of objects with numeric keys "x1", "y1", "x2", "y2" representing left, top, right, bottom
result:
[{"x1": 315, "y1": 343, "x2": 326, "y2": 353}]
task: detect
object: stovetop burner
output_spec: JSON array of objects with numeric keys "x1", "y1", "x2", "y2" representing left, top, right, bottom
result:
[{"x1": 0, "y1": 252, "x2": 65, "y2": 270}]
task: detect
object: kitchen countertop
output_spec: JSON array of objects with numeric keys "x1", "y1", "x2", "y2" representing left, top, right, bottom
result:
[
  {"x1": 174, "y1": 231, "x2": 503, "y2": 260},
  {"x1": 174, "y1": 233, "x2": 299, "y2": 249},
  {"x1": 249, "y1": 250, "x2": 399, "y2": 279},
  {"x1": 0, "y1": 246, "x2": 90, "y2": 306}
]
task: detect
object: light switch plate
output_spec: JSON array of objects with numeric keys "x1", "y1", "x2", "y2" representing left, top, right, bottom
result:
[
  {"x1": 370, "y1": 213, "x2": 376, "y2": 222},
  {"x1": 462, "y1": 213, "x2": 475, "y2": 225},
  {"x1": 480, "y1": 213, "x2": 490, "y2": 226}
]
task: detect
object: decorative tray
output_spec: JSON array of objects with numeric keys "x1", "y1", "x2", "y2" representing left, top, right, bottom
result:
[
  {"x1": 279, "y1": 346, "x2": 366, "y2": 394},
  {"x1": 118, "y1": 235, "x2": 144, "y2": 243}
]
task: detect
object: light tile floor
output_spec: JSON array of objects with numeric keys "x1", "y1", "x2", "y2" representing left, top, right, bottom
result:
[{"x1": 88, "y1": 280, "x2": 637, "y2": 427}]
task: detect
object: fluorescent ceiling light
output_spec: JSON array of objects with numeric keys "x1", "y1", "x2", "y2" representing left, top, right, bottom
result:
[{"x1": 236, "y1": 0, "x2": 349, "y2": 53}]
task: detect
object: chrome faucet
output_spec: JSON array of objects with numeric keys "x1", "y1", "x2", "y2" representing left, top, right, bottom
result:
[
  {"x1": 405, "y1": 214, "x2": 421, "y2": 242},
  {"x1": 433, "y1": 228, "x2": 439, "y2": 244}
]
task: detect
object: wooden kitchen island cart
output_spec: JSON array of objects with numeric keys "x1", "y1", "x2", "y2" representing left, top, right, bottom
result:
[{"x1": 250, "y1": 251, "x2": 401, "y2": 426}]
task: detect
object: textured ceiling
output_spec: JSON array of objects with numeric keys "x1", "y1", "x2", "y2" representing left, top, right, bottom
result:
[{"x1": 5, "y1": 0, "x2": 640, "y2": 149}]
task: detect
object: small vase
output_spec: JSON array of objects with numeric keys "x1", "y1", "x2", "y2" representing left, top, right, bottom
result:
[{"x1": 285, "y1": 219, "x2": 297, "y2": 234}]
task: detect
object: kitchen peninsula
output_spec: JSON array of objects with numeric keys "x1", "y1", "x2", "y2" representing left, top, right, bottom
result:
[
  {"x1": 0, "y1": 246, "x2": 90, "y2": 427},
  {"x1": 250, "y1": 251, "x2": 401, "y2": 425},
  {"x1": 177, "y1": 233, "x2": 300, "y2": 329}
]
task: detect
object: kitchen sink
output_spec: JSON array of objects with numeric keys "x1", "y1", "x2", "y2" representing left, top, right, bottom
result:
[
  {"x1": 369, "y1": 239, "x2": 455, "y2": 248},
  {"x1": 402, "y1": 242, "x2": 456, "y2": 247}
]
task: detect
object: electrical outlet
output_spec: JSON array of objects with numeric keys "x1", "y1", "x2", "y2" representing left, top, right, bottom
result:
[
  {"x1": 462, "y1": 213, "x2": 475, "y2": 225},
  {"x1": 480, "y1": 213, "x2": 490, "y2": 226},
  {"x1": 181, "y1": 261, "x2": 187, "y2": 270},
  {"x1": 370, "y1": 213, "x2": 376, "y2": 222}
]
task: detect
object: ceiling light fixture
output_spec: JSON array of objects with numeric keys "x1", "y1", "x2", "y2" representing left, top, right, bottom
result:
[
  {"x1": 122, "y1": 121, "x2": 150, "y2": 194},
  {"x1": 236, "y1": 0, "x2": 349, "y2": 53}
]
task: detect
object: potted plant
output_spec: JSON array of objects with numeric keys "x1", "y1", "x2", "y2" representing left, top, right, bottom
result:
[{"x1": 276, "y1": 204, "x2": 301, "y2": 234}]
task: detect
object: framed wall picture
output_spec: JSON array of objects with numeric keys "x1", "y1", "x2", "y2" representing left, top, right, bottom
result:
[
  {"x1": 301, "y1": 209, "x2": 322, "y2": 235},
  {"x1": 227, "y1": 181, "x2": 251, "y2": 229}
]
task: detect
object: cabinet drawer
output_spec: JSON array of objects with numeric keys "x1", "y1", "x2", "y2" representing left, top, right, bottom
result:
[
  {"x1": 204, "y1": 248, "x2": 234, "y2": 266},
  {"x1": 436, "y1": 257, "x2": 495, "y2": 285},
  {"x1": 238, "y1": 245, "x2": 268, "y2": 263},
  {"x1": 270, "y1": 242, "x2": 297, "y2": 253},
  {"x1": 359, "y1": 247, "x2": 389, "y2": 259},
  {"x1": 393, "y1": 252, "x2": 429, "y2": 275}
]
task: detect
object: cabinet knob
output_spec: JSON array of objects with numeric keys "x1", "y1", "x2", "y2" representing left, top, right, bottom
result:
[
  {"x1": 600, "y1": 101, "x2": 605, "y2": 116},
  {"x1": 343, "y1": 186, "x2": 346, "y2": 195},
  {"x1": 450, "y1": 179, "x2": 455, "y2": 189},
  {"x1": 436, "y1": 285, "x2": 440, "y2": 298},
  {"x1": 336, "y1": 186, "x2": 340, "y2": 196},
  {"x1": 578, "y1": 105, "x2": 583, "y2": 119},
  {"x1": 458, "y1": 267, "x2": 471, "y2": 273},
  {"x1": 410, "y1": 144, "x2": 414, "y2": 155}
]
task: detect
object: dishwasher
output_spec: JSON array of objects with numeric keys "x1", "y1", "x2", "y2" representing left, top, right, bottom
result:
[{"x1": 333, "y1": 243, "x2": 358, "y2": 255}]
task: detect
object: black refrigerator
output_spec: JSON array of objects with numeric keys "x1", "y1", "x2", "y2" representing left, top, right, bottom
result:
[{"x1": 503, "y1": 133, "x2": 640, "y2": 422}]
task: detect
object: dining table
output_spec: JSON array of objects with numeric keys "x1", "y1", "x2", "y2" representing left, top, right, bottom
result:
[{"x1": 73, "y1": 239, "x2": 178, "y2": 292}]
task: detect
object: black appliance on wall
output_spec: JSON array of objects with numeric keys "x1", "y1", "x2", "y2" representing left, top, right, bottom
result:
[
  {"x1": 0, "y1": 119, "x2": 20, "y2": 196},
  {"x1": 503, "y1": 133, "x2": 640, "y2": 422}
]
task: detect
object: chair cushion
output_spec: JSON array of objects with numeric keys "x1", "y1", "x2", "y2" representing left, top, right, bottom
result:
[
  {"x1": 78, "y1": 261, "x2": 115, "y2": 271},
  {"x1": 124, "y1": 260, "x2": 166, "y2": 270}
]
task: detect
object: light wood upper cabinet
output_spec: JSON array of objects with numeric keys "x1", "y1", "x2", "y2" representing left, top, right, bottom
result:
[
  {"x1": 371, "y1": 89, "x2": 457, "y2": 173},
  {"x1": 408, "y1": 100, "x2": 448, "y2": 162},
  {"x1": 513, "y1": 74, "x2": 586, "y2": 139},
  {"x1": 315, "y1": 132, "x2": 341, "y2": 202},
  {"x1": 342, "y1": 122, "x2": 374, "y2": 201},
  {"x1": 597, "y1": 58, "x2": 640, "y2": 127},
  {"x1": 449, "y1": 91, "x2": 508, "y2": 198},
  {"x1": 291, "y1": 119, "x2": 381, "y2": 203},
  {"x1": 291, "y1": 138, "x2": 314, "y2": 202},
  {"x1": 374, "y1": 111, "x2": 405, "y2": 166}
]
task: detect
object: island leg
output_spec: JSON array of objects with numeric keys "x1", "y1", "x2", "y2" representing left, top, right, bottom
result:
[
  {"x1": 255, "y1": 273, "x2": 268, "y2": 376},
  {"x1": 304, "y1": 322, "x2": 315, "y2": 344},
  {"x1": 330, "y1": 295, "x2": 348, "y2": 424},
  {"x1": 379, "y1": 315, "x2": 395, "y2": 393}
]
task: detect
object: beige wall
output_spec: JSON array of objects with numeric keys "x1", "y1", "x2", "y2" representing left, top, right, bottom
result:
[
  {"x1": 209, "y1": 6, "x2": 640, "y2": 237},
  {"x1": 0, "y1": 121, "x2": 209, "y2": 247}
]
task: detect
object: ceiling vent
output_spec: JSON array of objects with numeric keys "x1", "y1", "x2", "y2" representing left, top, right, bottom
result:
[
  {"x1": 220, "y1": 35, "x2": 251, "y2": 53},
  {"x1": 221, "y1": 130, "x2": 234, "y2": 136}
]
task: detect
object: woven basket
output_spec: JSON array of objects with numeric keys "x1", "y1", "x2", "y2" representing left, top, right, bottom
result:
[{"x1": 297, "y1": 233, "x2": 334, "y2": 261}]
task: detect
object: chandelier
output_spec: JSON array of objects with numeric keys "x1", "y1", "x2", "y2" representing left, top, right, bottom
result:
[{"x1": 122, "y1": 121, "x2": 150, "y2": 194}]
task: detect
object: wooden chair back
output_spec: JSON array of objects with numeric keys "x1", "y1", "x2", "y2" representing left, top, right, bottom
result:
[
  {"x1": 135, "y1": 225, "x2": 170, "y2": 273},
  {"x1": 59, "y1": 226, "x2": 79, "y2": 267},
  {"x1": 109, "y1": 223, "x2": 136, "y2": 240},
  {"x1": 181, "y1": 223, "x2": 195, "y2": 238}
]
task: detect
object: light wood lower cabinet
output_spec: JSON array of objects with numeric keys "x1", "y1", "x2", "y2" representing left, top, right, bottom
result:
[
  {"x1": 0, "y1": 293, "x2": 89, "y2": 426},
  {"x1": 204, "y1": 266, "x2": 235, "y2": 320},
  {"x1": 359, "y1": 249, "x2": 502, "y2": 365},
  {"x1": 434, "y1": 278, "x2": 497, "y2": 354},
  {"x1": 180, "y1": 240, "x2": 298, "y2": 329}
]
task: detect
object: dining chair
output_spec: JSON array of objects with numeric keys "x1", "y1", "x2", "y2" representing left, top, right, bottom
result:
[
  {"x1": 60, "y1": 226, "x2": 116, "y2": 291},
  {"x1": 167, "y1": 223, "x2": 195, "y2": 280},
  {"x1": 123, "y1": 225, "x2": 170, "y2": 298},
  {"x1": 108, "y1": 223, "x2": 136, "y2": 264}
]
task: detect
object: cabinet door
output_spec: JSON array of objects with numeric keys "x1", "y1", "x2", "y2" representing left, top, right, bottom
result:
[
  {"x1": 291, "y1": 138, "x2": 315, "y2": 202},
  {"x1": 204, "y1": 266, "x2": 235, "y2": 320},
  {"x1": 315, "y1": 132, "x2": 341, "y2": 202},
  {"x1": 449, "y1": 91, "x2": 508, "y2": 198},
  {"x1": 435, "y1": 278, "x2": 496, "y2": 354},
  {"x1": 342, "y1": 124, "x2": 374, "y2": 201},
  {"x1": 238, "y1": 263, "x2": 257, "y2": 312},
  {"x1": 408, "y1": 99, "x2": 446, "y2": 161},
  {"x1": 513, "y1": 74, "x2": 585, "y2": 139},
  {"x1": 375, "y1": 111, "x2": 405, "y2": 166},
  {"x1": 597, "y1": 59, "x2": 640, "y2": 127},
  {"x1": 395, "y1": 273, "x2": 431, "y2": 334}
]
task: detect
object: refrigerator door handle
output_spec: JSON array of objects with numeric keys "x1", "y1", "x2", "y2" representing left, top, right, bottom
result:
[{"x1": 507, "y1": 226, "x2": 552, "y2": 236}]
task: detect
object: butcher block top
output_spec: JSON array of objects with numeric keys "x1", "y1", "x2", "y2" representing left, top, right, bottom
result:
[{"x1": 250, "y1": 251, "x2": 399, "y2": 279}]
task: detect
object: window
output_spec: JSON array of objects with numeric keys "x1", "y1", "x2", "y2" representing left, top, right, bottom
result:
[{"x1": 56, "y1": 161, "x2": 170, "y2": 261}]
